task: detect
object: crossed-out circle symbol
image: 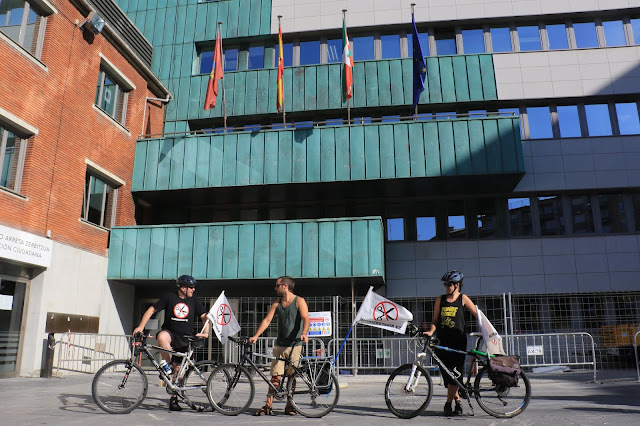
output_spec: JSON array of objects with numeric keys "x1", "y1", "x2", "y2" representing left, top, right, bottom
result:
[
  {"x1": 217, "y1": 304, "x2": 232, "y2": 325},
  {"x1": 374, "y1": 301, "x2": 398, "y2": 321},
  {"x1": 174, "y1": 303, "x2": 189, "y2": 319}
]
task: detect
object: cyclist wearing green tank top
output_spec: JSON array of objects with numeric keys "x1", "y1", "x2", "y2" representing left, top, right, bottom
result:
[{"x1": 249, "y1": 276, "x2": 310, "y2": 416}]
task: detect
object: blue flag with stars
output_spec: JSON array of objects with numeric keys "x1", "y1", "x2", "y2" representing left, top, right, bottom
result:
[{"x1": 412, "y1": 14, "x2": 427, "y2": 108}]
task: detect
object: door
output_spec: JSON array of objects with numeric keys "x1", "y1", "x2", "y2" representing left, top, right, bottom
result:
[{"x1": 0, "y1": 278, "x2": 26, "y2": 377}]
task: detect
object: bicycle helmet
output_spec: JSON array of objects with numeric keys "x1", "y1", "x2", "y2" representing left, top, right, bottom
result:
[
  {"x1": 441, "y1": 270, "x2": 464, "y2": 283},
  {"x1": 176, "y1": 275, "x2": 197, "y2": 288}
]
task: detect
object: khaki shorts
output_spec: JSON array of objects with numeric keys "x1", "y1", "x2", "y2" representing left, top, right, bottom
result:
[{"x1": 270, "y1": 345, "x2": 302, "y2": 376}]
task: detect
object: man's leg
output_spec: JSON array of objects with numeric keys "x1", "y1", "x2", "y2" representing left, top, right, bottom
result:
[{"x1": 156, "y1": 330, "x2": 173, "y2": 364}]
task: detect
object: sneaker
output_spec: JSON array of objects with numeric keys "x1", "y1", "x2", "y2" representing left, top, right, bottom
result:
[
  {"x1": 169, "y1": 396, "x2": 182, "y2": 412},
  {"x1": 454, "y1": 400, "x2": 463, "y2": 415},
  {"x1": 444, "y1": 402, "x2": 454, "y2": 416}
]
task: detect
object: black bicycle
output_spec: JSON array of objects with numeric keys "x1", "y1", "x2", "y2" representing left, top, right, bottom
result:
[
  {"x1": 91, "y1": 333, "x2": 217, "y2": 414},
  {"x1": 385, "y1": 326, "x2": 531, "y2": 419},
  {"x1": 206, "y1": 336, "x2": 339, "y2": 418}
]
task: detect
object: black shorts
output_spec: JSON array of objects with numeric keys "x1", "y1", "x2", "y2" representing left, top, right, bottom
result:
[
  {"x1": 160, "y1": 329, "x2": 189, "y2": 364},
  {"x1": 435, "y1": 332, "x2": 467, "y2": 387}
]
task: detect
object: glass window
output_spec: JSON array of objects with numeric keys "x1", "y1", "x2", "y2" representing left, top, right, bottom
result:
[
  {"x1": 602, "y1": 20, "x2": 626, "y2": 47},
  {"x1": 631, "y1": 19, "x2": 640, "y2": 44},
  {"x1": 325, "y1": 118, "x2": 344, "y2": 126},
  {"x1": 299, "y1": 40, "x2": 320, "y2": 65},
  {"x1": 354, "y1": 117, "x2": 372, "y2": 124},
  {"x1": 327, "y1": 38, "x2": 342, "y2": 63},
  {"x1": 95, "y1": 68, "x2": 129, "y2": 125},
  {"x1": 435, "y1": 111, "x2": 456, "y2": 120},
  {"x1": 491, "y1": 27, "x2": 512, "y2": 52},
  {"x1": 381, "y1": 34, "x2": 401, "y2": 59},
  {"x1": 546, "y1": 24, "x2": 569, "y2": 50},
  {"x1": 615, "y1": 103, "x2": 640, "y2": 135},
  {"x1": 508, "y1": 198, "x2": 533, "y2": 237},
  {"x1": 573, "y1": 22, "x2": 598, "y2": 48},
  {"x1": 585, "y1": 104, "x2": 613, "y2": 136},
  {"x1": 477, "y1": 199, "x2": 498, "y2": 239},
  {"x1": 435, "y1": 31, "x2": 456, "y2": 55},
  {"x1": 517, "y1": 25, "x2": 541, "y2": 51},
  {"x1": 447, "y1": 200, "x2": 466, "y2": 239},
  {"x1": 462, "y1": 29, "x2": 485, "y2": 53},
  {"x1": 224, "y1": 48, "x2": 239, "y2": 71},
  {"x1": 632, "y1": 193, "x2": 640, "y2": 231},
  {"x1": 557, "y1": 105, "x2": 582, "y2": 137},
  {"x1": 82, "y1": 172, "x2": 118, "y2": 229},
  {"x1": 0, "y1": 0, "x2": 44, "y2": 56},
  {"x1": 417, "y1": 217, "x2": 436, "y2": 241},
  {"x1": 200, "y1": 50, "x2": 214, "y2": 75},
  {"x1": 275, "y1": 42, "x2": 293, "y2": 67},
  {"x1": 382, "y1": 115, "x2": 400, "y2": 123},
  {"x1": 599, "y1": 194, "x2": 627, "y2": 233},
  {"x1": 538, "y1": 195, "x2": 565, "y2": 236},
  {"x1": 526, "y1": 107, "x2": 553, "y2": 139},
  {"x1": 352, "y1": 35, "x2": 374, "y2": 61},
  {"x1": 247, "y1": 45, "x2": 265, "y2": 69},
  {"x1": 387, "y1": 218, "x2": 404, "y2": 241},
  {"x1": 570, "y1": 195, "x2": 595, "y2": 234},
  {"x1": 499, "y1": 108, "x2": 519, "y2": 117},
  {"x1": 0, "y1": 127, "x2": 25, "y2": 192},
  {"x1": 407, "y1": 31, "x2": 429, "y2": 57}
]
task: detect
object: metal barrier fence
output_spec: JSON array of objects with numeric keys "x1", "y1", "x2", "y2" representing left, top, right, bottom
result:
[
  {"x1": 53, "y1": 333, "x2": 133, "y2": 375},
  {"x1": 634, "y1": 331, "x2": 640, "y2": 382},
  {"x1": 222, "y1": 337, "x2": 326, "y2": 369},
  {"x1": 507, "y1": 332, "x2": 597, "y2": 382}
]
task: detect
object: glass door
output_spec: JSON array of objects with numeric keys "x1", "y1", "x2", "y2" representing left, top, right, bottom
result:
[{"x1": 0, "y1": 278, "x2": 26, "y2": 377}]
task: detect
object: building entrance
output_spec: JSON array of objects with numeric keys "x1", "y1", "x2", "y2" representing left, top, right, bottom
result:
[{"x1": 0, "y1": 277, "x2": 26, "y2": 377}]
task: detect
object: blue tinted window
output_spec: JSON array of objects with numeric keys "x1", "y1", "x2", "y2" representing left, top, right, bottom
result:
[
  {"x1": 247, "y1": 46, "x2": 265, "y2": 69},
  {"x1": 387, "y1": 218, "x2": 405, "y2": 241},
  {"x1": 224, "y1": 48, "x2": 238, "y2": 71},
  {"x1": 327, "y1": 38, "x2": 342, "y2": 63},
  {"x1": 382, "y1": 115, "x2": 400, "y2": 123},
  {"x1": 200, "y1": 50, "x2": 214, "y2": 74},
  {"x1": 585, "y1": 104, "x2": 612, "y2": 136},
  {"x1": 447, "y1": 200, "x2": 466, "y2": 239},
  {"x1": 491, "y1": 27, "x2": 512, "y2": 52},
  {"x1": 416, "y1": 113, "x2": 433, "y2": 120},
  {"x1": 353, "y1": 36, "x2": 374, "y2": 61},
  {"x1": 407, "y1": 31, "x2": 430, "y2": 56},
  {"x1": 557, "y1": 105, "x2": 581, "y2": 137},
  {"x1": 573, "y1": 22, "x2": 598, "y2": 48},
  {"x1": 546, "y1": 24, "x2": 569, "y2": 50},
  {"x1": 527, "y1": 107, "x2": 553, "y2": 139},
  {"x1": 299, "y1": 40, "x2": 320, "y2": 65},
  {"x1": 469, "y1": 110, "x2": 487, "y2": 117},
  {"x1": 499, "y1": 108, "x2": 519, "y2": 117},
  {"x1": 417, "y1": 217, "x2": 436, "y2": 241},
  {"x1": 602, "y1": 20, "x2": 626, "y2": 46},
  {"x1": 517, "y1": 26, "x2": 541, "y2": 51},
  {"x1": 615, "y1": 103, "x2": 640, "y2": 135},
  {"x1": 274, "y1": 42, "x2": 293, "y2": 67},
  {"x1": 435, "y1": 31, "x2": 456, "y2": 55},
  {"x1": 462, "y1": 29, "x2": 485, "y2": 53},
  {"x1": 538, "y1": 196, "x2": 565, "y2": 236},
  {"x1": 326, "y1": 119, "x2": 344, "y2": 126},
  {"x1": 508, "y1": 198, "x2": 533, "y2": 237},
  {"x1": 354, "y1": 117, "x2": 372, "y2": 124},
  {"x1": 435, "y1": 112, "x2": 456, "y2": 120},
  {"x1": 631, "y1": 19, "x2": 640, "y2": 44},
  {"x1": 294, "y1": 121, "x2": 313, "y2": 129},
  {"x1": 381, "y1": 34, "x2": 401, "y2": 58}
]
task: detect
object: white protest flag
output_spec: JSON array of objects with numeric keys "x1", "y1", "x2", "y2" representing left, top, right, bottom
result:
[
  {"x1": 476, "y1": 306, "x2": 506, "y2": 356},
  {"x1": 354, "y1": 286, "x2": 413, "y2": 334},
  {"x1": 207, "y1": 291, "x2": 241, "y2": 344}
]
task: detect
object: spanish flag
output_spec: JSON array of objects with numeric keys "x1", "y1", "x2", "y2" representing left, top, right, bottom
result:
[
  {"x1": 204, "y1": 27, "x2": 224, "y2": 110},
  {"x1": 276, "y1": 22, "x2": 285, "y2": 114}
]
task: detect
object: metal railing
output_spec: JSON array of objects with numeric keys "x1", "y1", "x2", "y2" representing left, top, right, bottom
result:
[
  {"x1": 222, "y1": 337, "x2": 326, "y2": 369},
  {"x1": 507, "y1": 332, "x2": 597, "y2": 382},
  {"x1": 53, "y1": 333, "x2": 133, "y2": 375},
  {"x1": 634, "y1": 331, "x2": 640, "y2": 382}
]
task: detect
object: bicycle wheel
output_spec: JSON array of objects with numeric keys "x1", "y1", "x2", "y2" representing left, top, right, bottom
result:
[
  {"x1": 206, "y1": 363, "x2": 254, "y2": 415},
  {"x1": 385, "y1": 364, "x2": 433, "y2": 419},
  {"x1": 288, "y1": 367, "x2": 339, "y2": 418},
  {"x1": 474, "y1": 366, "x2": 531, "y2": 418},
  {"x1": 180, "y1": 360, "x2": 217, "y2": 411},
  {"x1": 92, "y1": 360, "x2": 148, "y2": 414}
]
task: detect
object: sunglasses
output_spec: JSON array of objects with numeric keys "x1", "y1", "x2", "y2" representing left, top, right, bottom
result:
[
  {"x1": 444, "y1": 282, "x2": 456, "y2": 287},
  {"x1": 185, "y1": 285, "x2": 196, "y2": 289}
]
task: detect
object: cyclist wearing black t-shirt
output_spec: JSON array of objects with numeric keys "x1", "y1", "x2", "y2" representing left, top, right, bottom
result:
[{"x1": 133, "y1": 275, "x2": 209, "y2": 411}]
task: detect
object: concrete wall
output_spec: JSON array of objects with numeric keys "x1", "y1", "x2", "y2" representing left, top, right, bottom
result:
[
  {"x1": 19, "y1": 241, "x2": 134, "y2": 377},
  {"x1": 271, "y1": 0, "x2": 638, "y2": 33},
  {"x1": 384, "y1": 235, "x2": 640, "y2": 298}
]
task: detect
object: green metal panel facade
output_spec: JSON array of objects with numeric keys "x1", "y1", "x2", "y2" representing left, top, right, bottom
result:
[
  {"x1": 131, "y1": 117, "x2": 523, "y2": 191},
  {"x1": 107, "y1": 217, "x2": 385, "y2": 281}
]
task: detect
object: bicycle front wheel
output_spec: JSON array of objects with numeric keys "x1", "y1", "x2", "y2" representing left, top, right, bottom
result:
[
  {"x1": 474, "y1": 366, "x2": 531, "y2": 418},
  {"x1": 385, "y1": 364, "x2": 433, "y2": 419},
  {"x1": 180, "y1": 360, "x2": 217, "y2": 411},
  {"x1": 206, "y1": 364, "x2": 254, "y2": 415},
  {"x1": 92, "y1": 360, "x2": 148, "y2": 414},
  {"x1": 288, "y1": 369, "x2": 340, "y2": 418}
]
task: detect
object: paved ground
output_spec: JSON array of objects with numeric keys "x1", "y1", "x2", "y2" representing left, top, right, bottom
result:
[{"x1": 1, "y1": 373, "x2": 639, "y2": 425}]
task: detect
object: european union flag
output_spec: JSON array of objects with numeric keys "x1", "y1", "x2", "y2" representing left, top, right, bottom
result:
[{"x1": 412, "y1": 14, "x2": 427, "y2": 109}]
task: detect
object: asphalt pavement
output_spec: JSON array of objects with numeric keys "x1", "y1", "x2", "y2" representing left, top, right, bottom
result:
[{"x1": 1, "y1": 373, "x2": 639, "y2": 425}]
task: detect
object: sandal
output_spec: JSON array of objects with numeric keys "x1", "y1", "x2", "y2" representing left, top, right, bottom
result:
[
  {"x1": 254, "y1": 405, "x2": 274, "y2": 416},
  {"x1": 284, "y1": 404, "x2": 296, "y2": 416}
]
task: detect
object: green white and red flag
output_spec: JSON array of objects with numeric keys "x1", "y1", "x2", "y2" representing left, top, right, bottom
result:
[
  {"x1": 342, "y1": 16, "x2": 353, "y2": 103},
  {"x1": 276, "y1": 22, "x2": 285, "y2": 113}
]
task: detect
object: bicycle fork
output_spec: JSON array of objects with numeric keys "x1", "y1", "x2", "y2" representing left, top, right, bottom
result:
[{"x1": 405, "y1": 353, "x2": 427, "y2": 392}]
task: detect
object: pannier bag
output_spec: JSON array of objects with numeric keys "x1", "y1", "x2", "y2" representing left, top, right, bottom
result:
[{"x1": 488, "y1": 355, "x2": 521, "y2": 388}]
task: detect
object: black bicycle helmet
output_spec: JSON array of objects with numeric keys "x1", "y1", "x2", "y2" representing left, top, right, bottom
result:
[
  {"x1": 441, "y1": 270, "x2": 464, "y2": 283},
  {"x1": 176, "y1": 275, "x2": 197, "y2": 288}
]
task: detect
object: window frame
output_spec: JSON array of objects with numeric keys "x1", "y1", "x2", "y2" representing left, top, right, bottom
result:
[
  {"x1": 95, "y1": 56, "x2": 134, "y2": 127},
  {"x1": 0, "y1": 0, "x2": 50, "y2": 59},
  {"x1": 81, "y1": 162, "x2": 124, "y2": 230}
]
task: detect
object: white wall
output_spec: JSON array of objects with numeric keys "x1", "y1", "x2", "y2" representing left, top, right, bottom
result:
[
  {"x1": 385, "y1": 236, "x2": 640, "y2": 298},
  {"x1": 271, "y1": 0, "x2": 638, "y2": 33},
  {"x1": 19, "y1": 241, "x2": 134, "y2": 377}
]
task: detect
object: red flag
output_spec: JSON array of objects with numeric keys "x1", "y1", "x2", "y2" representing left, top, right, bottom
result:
[
  {"x1": 276, "y1": 22, "x2": 284, "y2": 113},
  {"x1": 342, "y1": 16, "x2": 353, "y2": 102},
  {"x1": 204, "y1": 28, "x2": 224, "y2": 110}
]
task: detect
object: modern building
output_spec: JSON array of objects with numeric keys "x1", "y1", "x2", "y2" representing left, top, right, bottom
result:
[{"x1": 0, "y1": 0, "x2": 169, "y2": 377}]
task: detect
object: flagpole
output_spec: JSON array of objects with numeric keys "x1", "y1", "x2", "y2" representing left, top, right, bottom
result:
[
  {"x1": 411, "y1": 3, "x2": 417, "y2": 119},
  {"x1": 343, "y1": 9, "x2": 351, "y2": 124},
  {"x1": 218, "y1": 21, "x2": 227, "y2": 131},
  {"x1": 278, "y1": 15, "x2": 286, "y2": 127}
]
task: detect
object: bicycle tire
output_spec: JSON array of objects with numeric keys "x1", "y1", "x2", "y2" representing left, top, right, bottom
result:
[
  {"x1": 206, "y1": 363, "x2": 254, "y2": 415},
  {"x1": 180, "y1": 360, "x2": 217, "y2": 411},
  {"x1": 92, "y1": 360, "x2": 148, "y2": 414},
  {"x1": 474, "y1": 366, "x2": 531, "y2": 418},
  {"x1": 288, "y1": 369, "x2": 339, "y2": 418},
  {"x1": 384, "y1": 363, "x2": 433, "y2": 419}
]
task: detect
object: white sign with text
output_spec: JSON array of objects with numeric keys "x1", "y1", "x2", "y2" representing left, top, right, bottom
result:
[
  {"x1": 0, "y1": 224, "x2": 53, "y2": 268},
  {"x1": 526, "y1": 345, "x2": 544, "y2": 356}
]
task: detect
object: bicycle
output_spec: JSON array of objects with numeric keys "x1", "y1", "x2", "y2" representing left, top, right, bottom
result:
[
  {"x1": 385, "y1": 325, "x2": 531, "y2": 419},
  {"x1": 206, "y1": 336, "x2": 339, "y2": 418},
  {"x1": 91, "y1": 332, "x2": 217, "y2": 414}
]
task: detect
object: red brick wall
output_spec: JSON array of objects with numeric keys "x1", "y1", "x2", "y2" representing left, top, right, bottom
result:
[{"x1": 0, "y1": 0, "x2": 165, "y2": 255}]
